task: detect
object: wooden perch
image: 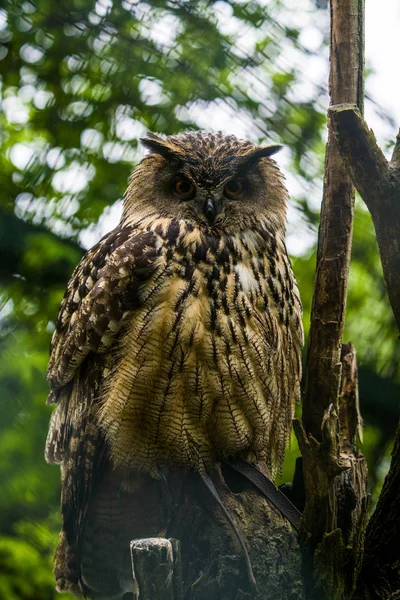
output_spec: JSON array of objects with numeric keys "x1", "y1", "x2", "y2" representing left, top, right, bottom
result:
[
  {"x1": 130, "y1": 538, "x2": 183, "y2": 600},
  {"x1": 329, "y1": 104, "x2": 400, "y2": 331},
  {"x1": 132, "y1": 470, "x2": 306, "y2": 599}
]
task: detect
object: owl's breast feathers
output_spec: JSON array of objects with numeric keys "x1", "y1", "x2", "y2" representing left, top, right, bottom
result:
[{"x1": 47, "y1": 215, "x2": 303, "y2": 478}]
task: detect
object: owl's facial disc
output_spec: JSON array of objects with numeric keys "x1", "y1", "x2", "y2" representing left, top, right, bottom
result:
[
  {"x1": 170, "y1": 172, "x2": 222, "y2": 225},
  {"x1": 201, "y1": 177, "x2": 247, "y2": 225},
  {"x1": 171, "y1": 171, "x2": 250, "y2": 226},
  {"x1": 134, "y1": 132, "x2": 287, "y2": 230}
]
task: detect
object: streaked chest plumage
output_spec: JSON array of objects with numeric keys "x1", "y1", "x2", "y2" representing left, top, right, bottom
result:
[{"x1": 98, "y1": 218, "x2": 303, "y2": 476}]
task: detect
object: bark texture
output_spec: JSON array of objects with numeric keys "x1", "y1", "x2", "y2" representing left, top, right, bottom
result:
[
  {"x1": 329, "y1": 105, "x2": 400, "y2": 600},
  {"x1": 294, "y1": 345, "x2": 368, "y2": 600},
  {"x1": 302, "y1": 0, "x2": 364, "y2": 440},
  {"x1": 297, "y1": 2, "x2": 368, "y2": 598},
  {"x1": 355, "y1": 423, "x2": 400, "y2": 599},
  {"x1": 130, "y1": 538, "x2": 182, "y2": 600},
  {"x1": 160, "y1": 468, "x2": 305, "y2": 600}
]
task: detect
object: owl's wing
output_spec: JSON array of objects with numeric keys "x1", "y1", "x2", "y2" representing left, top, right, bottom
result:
[
  {"x1": 45, "y1": 225, "x2": 162, "y2": 593},
  {"x1": 45, "y1": 224, "x2": 161, "y2": 462},
  {"x1": 47, "y1": 225, "x2": 161, "y2": 392},
  {"x1": 50, "y1": 356, "x2": 108, "y2": 594}
]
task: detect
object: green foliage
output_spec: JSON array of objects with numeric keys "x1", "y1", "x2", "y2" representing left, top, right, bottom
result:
[
  {"x1": 0, "y1": 536, "x2": 54, "y2": 600},
  {"x1": 0, "y1": 0, "x2": 398, "y2": 596},
  {"x1": 347, "y1": 201, "x2": 400, "y2": 380}
]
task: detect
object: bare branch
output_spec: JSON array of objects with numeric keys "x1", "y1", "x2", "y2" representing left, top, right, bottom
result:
[
  {"x1": 329, "y1": 104, "x2": 400, "y2": 331},
  {"x1": 329, "y1": 104, "x2": 389, "y2": 211},
  {"x1": 301, "y1": 0, "x2": 364, "y2": 526},
  {"x1": 336, "y1": 344, "x2": 368, "y2": 589},
  {"x1": 330, "y1": 80, "x2": 400, "y2": 600},
  {"x1": 297, "y1": 3, "x2": 368, "y2": 598},
  {"x1": 338, "y1": 342, "x2": 363, "y2": 451},
  {"x1": 302, "y1": 0, "x2": 365, "y2": 443}
]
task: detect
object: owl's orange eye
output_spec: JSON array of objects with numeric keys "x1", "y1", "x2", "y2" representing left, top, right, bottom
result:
[
  {"x1": 224, "y1": 178, "x2": 244, "y2": 199},
  {"x1": 173, "y1": 177, "x2": 195, "y2": 199}
]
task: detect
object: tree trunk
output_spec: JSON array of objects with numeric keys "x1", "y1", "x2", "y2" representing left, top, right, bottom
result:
[{"x1": 295, "y1": 1, "x2": 368, "y2": 598}]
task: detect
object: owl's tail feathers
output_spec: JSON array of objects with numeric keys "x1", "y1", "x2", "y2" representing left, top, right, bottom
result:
[
  {"x1": 54, "y1": 532, "x2": 84, "y2": 597},
  {"x1": 227, "y1": 459, "x2": 302, "y2": 530},
  {"x1": 199, "y1": 471, "x2": 257, "y2": 594}
]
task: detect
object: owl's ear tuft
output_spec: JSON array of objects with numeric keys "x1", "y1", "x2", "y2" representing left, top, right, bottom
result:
[
  {"x1": 235, "y1": 144, "x2": 283, "y2": 174},
  {"x1": 257, "y1": 144, "x2": 283, "y2": 158},
  {"x1": 244, "y1": 144, "x2": 284, "y2": 164},
  {"x1": 140, "y1": 133, "x2": 182, "y2": 161}
]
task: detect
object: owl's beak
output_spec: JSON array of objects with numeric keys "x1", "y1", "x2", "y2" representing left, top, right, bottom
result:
[{"x1": 204, "y1": 197, "x2": 218, "y2": 225}]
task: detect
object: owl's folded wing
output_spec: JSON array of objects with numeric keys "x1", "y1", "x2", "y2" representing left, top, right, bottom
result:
[
  {"x1": 47, "y1": 226, "x2": 161, "y2": 392},
  {"x1": 45, "y1": 225, "x2": 161, "y2": 471},
  {"x1": 45, "y1": 226, "x2": 163, "y2": 591}
]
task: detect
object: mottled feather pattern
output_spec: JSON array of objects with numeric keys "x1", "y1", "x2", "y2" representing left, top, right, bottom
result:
[
  {"x1": 47, "y1": 355, "x2": 108, "y2": 594},
  {"x1": 47, "y1": 227, "x2": 161, "y2": 391},
  {"x1": 45, "y1": 130, "x2": 303, "y2": 596},
  {"x1": 98, "y1": 215, "x2": 302, "y2": 475}
]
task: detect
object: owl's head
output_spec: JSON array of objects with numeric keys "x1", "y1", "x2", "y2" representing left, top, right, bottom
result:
[{"x1": 123, "y1": 131, "x2": 288, "y2": 232}]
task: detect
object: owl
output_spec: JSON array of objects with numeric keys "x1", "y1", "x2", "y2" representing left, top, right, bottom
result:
[{"x1": 45, "y1": 131, "x2": 303, "y2": 597}]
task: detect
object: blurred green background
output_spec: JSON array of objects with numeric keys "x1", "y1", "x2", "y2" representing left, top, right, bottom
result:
[{"x1": 0, "y1": 0, "x2": 399, "y2": 597}]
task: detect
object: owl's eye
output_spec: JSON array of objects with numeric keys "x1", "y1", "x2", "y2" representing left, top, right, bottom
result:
[
  {"x1": 224, "y1": 178, "x2": 245, "y2": 199},
  {"x1": 173, "y1": 177, "x2": 195, "y2": 199}
]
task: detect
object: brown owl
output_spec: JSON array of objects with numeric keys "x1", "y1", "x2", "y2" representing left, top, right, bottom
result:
[{"x1": 45, "y1": 131, "x2": 303, "y2": 597}]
